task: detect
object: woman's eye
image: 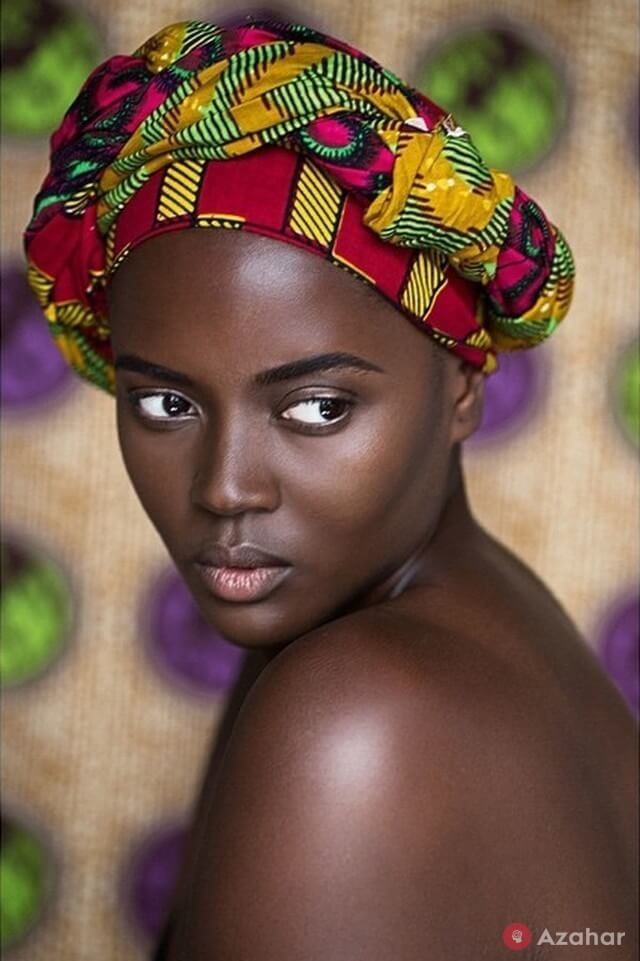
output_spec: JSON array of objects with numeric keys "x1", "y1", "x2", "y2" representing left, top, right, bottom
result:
[
  {"x1": 280, "y1": 396, "x2": 352, "y2": 428},
  {"x1": 129, "y1": 391, "x2": 197, "y2": 420}
]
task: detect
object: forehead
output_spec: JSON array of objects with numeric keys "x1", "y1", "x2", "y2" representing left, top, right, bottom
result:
[{"x1": 106, "y1": 228, "x2": 438, "y2": 379}]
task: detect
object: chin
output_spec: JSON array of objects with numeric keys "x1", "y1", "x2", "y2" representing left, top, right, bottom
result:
[
  {"x1": 183, "y1": 565, "x2": 351, "y2": 653},
  {"x1": 195, "y1": 594, "x2": 318, "y2": 653}
]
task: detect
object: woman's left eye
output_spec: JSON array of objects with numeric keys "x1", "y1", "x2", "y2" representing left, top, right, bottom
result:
[
  {"x1": 279, "y1": 396, "x2": 352, "y2": 428},
  {"x1": 129, "y1": 391, "x2": 197, "y2": 420}
]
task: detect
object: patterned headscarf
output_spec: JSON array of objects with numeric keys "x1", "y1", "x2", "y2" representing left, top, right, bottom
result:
[{"x1": 23, "y1": 17, "x2": 575, "y2": 394}]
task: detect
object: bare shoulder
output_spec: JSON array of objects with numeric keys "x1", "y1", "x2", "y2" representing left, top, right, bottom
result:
[
  {"x1": 227, "y1": 604, "x2": 525, "y2": 801},
  {"x1": 170, "y1": 610, "x2": 637, "y2": 960}
]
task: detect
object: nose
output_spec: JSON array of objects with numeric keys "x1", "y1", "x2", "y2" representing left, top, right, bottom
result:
[{"x1": 190, "y1": 413, "x2": 280, "y2": 517}]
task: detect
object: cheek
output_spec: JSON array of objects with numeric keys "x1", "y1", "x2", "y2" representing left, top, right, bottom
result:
[
  {"x1": 115, "y1": 404, "x2": 190, "y2": 530},
  {"x1": 282, "y1": 403, "x2": 447, "y2": 543}
]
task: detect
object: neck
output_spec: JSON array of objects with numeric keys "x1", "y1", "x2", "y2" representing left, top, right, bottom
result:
[
  {"x1": 423, "y1": 448, "x2": 484, "y2": 574},
  {"x1": 429, "y1": 445, "x2": 481, "y2": 560},
  {"x1": 350, "y1": 446, "x2": 482, "y2": 610}
]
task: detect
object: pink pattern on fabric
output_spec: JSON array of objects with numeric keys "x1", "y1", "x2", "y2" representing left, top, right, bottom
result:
[
  {"x1": 307, "y1": 117, "x2": 352, "y2": 147},
  {"x1": 488, "y1": 187, "x2": 556, "y2": 317}
]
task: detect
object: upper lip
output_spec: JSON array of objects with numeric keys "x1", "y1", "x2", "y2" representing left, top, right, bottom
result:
[{"x1": 193, "y1": 542, "x2": 291, "y2": 569}]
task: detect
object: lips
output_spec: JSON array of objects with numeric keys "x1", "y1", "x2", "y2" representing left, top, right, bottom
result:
[
  {"x1": 193, "y1": 542, "x2": 290, "y2": 569},
  {"x1": 193, "y1": 541, "x2": 292, "y2": 603}
]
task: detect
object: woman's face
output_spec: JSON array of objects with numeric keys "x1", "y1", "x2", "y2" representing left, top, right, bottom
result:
[{"x1": 107, "y1": 229, "x2": 474, "y2": 651}]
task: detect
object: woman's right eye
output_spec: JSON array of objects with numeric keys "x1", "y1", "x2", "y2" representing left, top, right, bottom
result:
[{"x1": 128, "y1": 390, "x2": 198, "y2": 421}]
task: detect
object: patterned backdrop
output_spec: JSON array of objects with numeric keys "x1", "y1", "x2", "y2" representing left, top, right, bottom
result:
[{"x1": 1, "y1": 0, "x2": 638, "y2": 958}]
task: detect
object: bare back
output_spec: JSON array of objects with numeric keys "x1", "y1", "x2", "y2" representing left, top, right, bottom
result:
[{"x1": 388, "y1": 527, "x2": 638, "y2": 956}]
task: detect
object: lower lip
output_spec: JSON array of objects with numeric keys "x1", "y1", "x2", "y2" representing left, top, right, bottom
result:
[{"x1": 194, "y1": 564, "x2": 291, "y2": 603}]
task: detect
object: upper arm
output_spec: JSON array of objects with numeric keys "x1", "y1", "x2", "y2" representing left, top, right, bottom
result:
[{"x1": 168, "y1": 625, "x2": 542, "y2": 960}]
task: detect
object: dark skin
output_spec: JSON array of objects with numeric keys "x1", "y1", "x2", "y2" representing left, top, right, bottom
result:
[{"x1": 107, "y1": 229, "x2": 638, "y2": 960}]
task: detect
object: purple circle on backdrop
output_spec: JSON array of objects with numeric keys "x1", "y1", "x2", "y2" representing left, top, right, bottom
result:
[
  {"x1": 595, "y1": 591, "x2": 639, "y2": 717},
  {"x1": 1, "y1": 263, "x2": 75, "y2": 410},
  {"x1": 124, "y1": 823, "x2": 187, "y2": 940},
  {"x1": 144, "y1": 567, "x2": 246, "y2": 696},
  {"x1": 468, "y1": 349, "x2": 545, "y2": 445}
]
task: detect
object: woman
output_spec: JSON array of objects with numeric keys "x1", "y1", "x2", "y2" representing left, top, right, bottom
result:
[{"x1": 24, "y1": 17, "x2": 637, "y2": 960}]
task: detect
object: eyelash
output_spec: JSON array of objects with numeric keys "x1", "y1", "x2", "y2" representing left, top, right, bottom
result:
[
  {"x1": 126, "y1": 390, "x2": 354, "y2": 433},
  {"x1": 127, "y1": 391, "x2": 196, "y2": 424},
  {"x1": 280, "y1": 396, "x2": 354, "y2": 430}
]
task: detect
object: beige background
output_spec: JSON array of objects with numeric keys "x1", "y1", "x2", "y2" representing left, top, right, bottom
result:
[{"x1": 2, "y1": 0, "x2": 638, "y2": 958}]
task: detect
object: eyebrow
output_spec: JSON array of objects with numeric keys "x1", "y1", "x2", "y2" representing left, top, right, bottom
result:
[
  {"x1": 114, "y1": 351, "x2": 385, "y2": 387},
  {"x1": 114, "y1": 355, "x2": 195, "y2": 387},
  {"x1": 255, "y1": 352, "x2": 385, "y2": 385}
]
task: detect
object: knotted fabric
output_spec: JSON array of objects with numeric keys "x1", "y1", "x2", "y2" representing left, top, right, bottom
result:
[{"x1": 23, "y1": 17, "x2": 575, "y2": 394}]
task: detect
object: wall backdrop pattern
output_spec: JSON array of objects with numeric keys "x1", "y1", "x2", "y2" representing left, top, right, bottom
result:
[{"x1": 1, "y1": 0, "x2": 638, "y2": 957}]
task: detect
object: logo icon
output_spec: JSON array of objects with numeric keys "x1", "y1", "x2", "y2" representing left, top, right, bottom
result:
[{"x1": 503, "y1": 922, "x2": 533, "y2": 951}]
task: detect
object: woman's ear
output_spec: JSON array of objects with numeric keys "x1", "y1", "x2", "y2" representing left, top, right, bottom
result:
[{"x1": 448, "y1": 360, "x2": 485, "y2": 444}]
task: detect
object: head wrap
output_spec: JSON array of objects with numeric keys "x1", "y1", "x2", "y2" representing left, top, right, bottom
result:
[{"x1": 23, "y1": 17, "x2": 575, "y2": 394}]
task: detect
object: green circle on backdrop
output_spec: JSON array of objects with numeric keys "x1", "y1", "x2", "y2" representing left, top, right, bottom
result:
[
  {"x1": 416, "y1": 24, "x2": 567, "y2": 174},
  {"x1": 0, "y1": 817, "x2": 53, "y2": 950},
  {"x1": 0, "y1": 539, "x2": 74, "y2": 687},
  {"x1": 612, "y1": 339, "x2": 640, "y2": 450},
  {"x1": 1, "y1": 0, "x2": 102, "y2": 137}
]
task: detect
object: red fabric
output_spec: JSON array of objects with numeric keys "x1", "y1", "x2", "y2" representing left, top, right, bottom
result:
[{"x1": 108, "y1": 146, "x2": 484, "y2": 367}]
